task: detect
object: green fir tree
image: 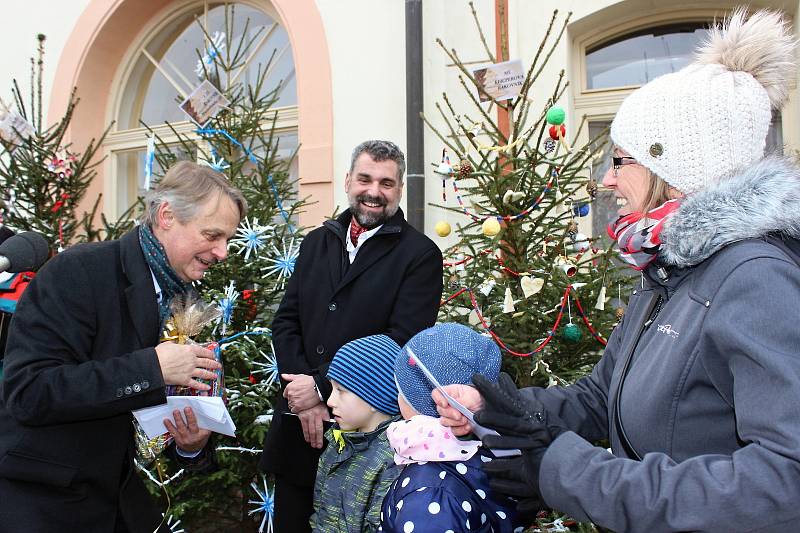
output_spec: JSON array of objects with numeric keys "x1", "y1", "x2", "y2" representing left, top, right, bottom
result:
[
  {"x1": 136, "y1": 7, "x2": 307, "y2": 531},
  {"x1": 0, "y1": 34, "x2": 121, "y2": 250},
  {"x1": 429, "y1": 7, "x2": 626, "y2": 530}
]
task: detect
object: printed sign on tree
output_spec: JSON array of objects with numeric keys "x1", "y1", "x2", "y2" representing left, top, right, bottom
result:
[
  {"x1": 179, "y1": 79, "x2": 231, "y2": 127},
  {"x1": 471, "y1": 59, "x2": 524, "y2": 103}
]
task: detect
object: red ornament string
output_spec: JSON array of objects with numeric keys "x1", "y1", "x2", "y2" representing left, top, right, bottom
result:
[
  {"x1": 444, "y1": 172, "x2": 555, "y2": 223},
  {"x1": 440, "y1": 284, "x2": 607, "y2": 357},
  {"x1": 443, "y1": 249, "x2": 523, "y2": 277},
  {"x1": 51, "y1": 192, "x2": 70, "y2": 251}
]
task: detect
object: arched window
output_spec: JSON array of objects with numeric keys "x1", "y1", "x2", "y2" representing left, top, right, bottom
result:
[
  {"x1": 104, "y1": 1, "x2": 298, "y2": 217},
  {"x1": 585, "y1": 22, "x2": 708, "y2": 90}
]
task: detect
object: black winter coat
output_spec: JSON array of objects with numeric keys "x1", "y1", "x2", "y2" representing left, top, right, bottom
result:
[
  {"x1": 260, "y1": 209, "x2": 443, "y2": 485},
  {"x1": 0, "y1": 229, "x2": 190, "y2": 533}
]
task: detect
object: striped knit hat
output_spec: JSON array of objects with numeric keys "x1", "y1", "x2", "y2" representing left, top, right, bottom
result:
[
  {"x1": 395, "y1": 323, "x2": 500, "y2": 417},
  {"x1": 327, "y1": 334, "x2": 401, "y2": 415}
]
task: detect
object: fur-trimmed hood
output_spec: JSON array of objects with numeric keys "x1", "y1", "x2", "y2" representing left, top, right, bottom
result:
[{"x1": 660, "y1": 156, "x2": 800, "y2": 267}]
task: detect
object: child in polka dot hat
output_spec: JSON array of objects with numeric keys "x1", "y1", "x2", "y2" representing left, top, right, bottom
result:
[{"x1": 380, "y1": 323, "x2": 526, "y2": 532}]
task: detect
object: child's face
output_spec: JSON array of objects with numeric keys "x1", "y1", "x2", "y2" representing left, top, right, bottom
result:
[{"x1": 327, "y1": 379, "x2": 380, "y2": 432}]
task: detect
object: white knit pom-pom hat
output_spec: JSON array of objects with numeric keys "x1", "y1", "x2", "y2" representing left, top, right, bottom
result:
[{"x1": 610, "y1": 8, "x2": 797, "y2": 195}]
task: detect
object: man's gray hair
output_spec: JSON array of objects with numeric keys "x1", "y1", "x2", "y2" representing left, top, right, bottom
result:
[
  {"x1": 349, "y1": 140, "x2": 406, "y2": 181},
  {"x1": 140, "y1": 161, "x2": 248, "y2": 226}
]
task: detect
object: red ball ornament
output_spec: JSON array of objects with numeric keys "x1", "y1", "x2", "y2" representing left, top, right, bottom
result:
[
  {"x1": 248, "y1": 374, "x2": 257, "y2": 384},
  {"x1": 241, "y1": 289, "x2": 258, "y2": 321},
  {"x1": 548, "y1": 125, "x2": 566, "y2": 140}
]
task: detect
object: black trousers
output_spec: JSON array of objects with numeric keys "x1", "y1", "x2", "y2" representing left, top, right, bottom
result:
[{"x1": 273, "y1": 474, "x2": 314, "y2": 533}]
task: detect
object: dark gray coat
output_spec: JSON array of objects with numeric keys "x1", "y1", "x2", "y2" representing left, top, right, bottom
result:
[{"x1": 531, "y1": 157, "x2": 800, "y2": 532}]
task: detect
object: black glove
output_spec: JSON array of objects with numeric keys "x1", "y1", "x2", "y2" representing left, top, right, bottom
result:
[{"x1": 473, "y1": 372, "x2": 566, "y2": 512}]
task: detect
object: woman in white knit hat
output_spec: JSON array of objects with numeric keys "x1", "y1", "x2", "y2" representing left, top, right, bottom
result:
[{"x1": 433, "y1": 9, "x2": 800, "y2": 532}]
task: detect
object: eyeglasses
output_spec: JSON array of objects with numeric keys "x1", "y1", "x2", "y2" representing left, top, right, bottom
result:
[{"x1": 612, "y1": 156, "x2": 638, "y2": 170}]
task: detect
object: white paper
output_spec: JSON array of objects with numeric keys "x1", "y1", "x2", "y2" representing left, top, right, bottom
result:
[{"x1": 132, "y1": 396, "x2": 237, "y2": 439}]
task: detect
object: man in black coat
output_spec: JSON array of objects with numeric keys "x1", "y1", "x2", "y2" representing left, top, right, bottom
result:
[
  {"x1": 0, "y1": 162, "x2": 245, "y2": 532},
  {"x1": 259, "y1": 140, "x2": 444, "y2": 532}
]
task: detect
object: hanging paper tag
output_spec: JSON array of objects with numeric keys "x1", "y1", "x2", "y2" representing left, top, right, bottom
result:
[
  {"x1": 470, "y1": 59, "x2": 524, "y2": 102},
  {"x1": 0, "y1": 110, "x2": 34, "y2": 146},
  {"x1": 179, "y1": 79, "x2": 231, "y2": 127}
]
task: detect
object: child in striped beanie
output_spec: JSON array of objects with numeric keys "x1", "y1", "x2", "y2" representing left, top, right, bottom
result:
[{"x1": 310, "y1": 334, "x2": 403, "y2": 532}]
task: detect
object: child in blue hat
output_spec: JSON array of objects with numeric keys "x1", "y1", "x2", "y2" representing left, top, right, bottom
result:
[
  {"x1": 310, "y1": 334, "x2": 403, "y2": 532},
  {"x1": 380, "y1": 323, "x2": 525, "y2": 532}
]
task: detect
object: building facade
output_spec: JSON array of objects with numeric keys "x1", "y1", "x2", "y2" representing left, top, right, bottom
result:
[{"x1": 2, "y1": 0, "x2": 798, "y2": 240}]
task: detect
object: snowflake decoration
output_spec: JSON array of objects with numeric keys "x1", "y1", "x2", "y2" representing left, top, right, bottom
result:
[
  {"x1": 230, "y1": 218, "x2": 271, "y2": 261},
  {"x1": 163, "y1": 514, "x2": 185, "y2": 533},
  {"x1": 248, "y1": 475, "x2": 274, "y2": 533},
  {"x1": 262, "y1": 238, "x2": 299, "y2": 287},
  {"x1": 195, "y1": 31, "x2": 226, "y2": 77},
  {"x1": 217, "y1": 281, "x2": 239, "y2": 336},
  {"x1": 200, "y1": 154, "x2": 230, "y2": 173},
  {"x1": 250, "y1": 342, "x2": 279, "y2": 387}
]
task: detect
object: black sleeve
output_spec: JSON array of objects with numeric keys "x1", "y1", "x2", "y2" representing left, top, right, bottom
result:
[{"x1": 2, "y1": 252, "x2": 166, "y2": 426}]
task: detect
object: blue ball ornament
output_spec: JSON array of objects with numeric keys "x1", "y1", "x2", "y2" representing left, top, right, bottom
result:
[{"x1": 573, "y1": 202, "x2": 590, "y2": 217}]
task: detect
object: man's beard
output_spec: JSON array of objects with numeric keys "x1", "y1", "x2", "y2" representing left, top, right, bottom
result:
[{"x1": 348, "y1": 193, "x2": 397, "y2": 229}]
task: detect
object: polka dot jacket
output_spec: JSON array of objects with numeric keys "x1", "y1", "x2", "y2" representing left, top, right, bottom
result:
[{"x1": 379, "y1": 448, "x2": 526, "y2": 533}]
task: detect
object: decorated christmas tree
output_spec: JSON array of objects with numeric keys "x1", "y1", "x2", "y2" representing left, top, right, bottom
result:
[
  {"x1": 133, "y1": 9, "x2": 306, "y2": 532},
  {"x1": 0, "y1": 34, "x2": 123, "y2": 250},
  {"x1": 430, "y1": 7, "x2": 625, "y2": 529}
]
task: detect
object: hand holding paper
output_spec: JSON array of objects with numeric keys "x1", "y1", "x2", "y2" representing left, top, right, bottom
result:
[
  {"x1": 133, "y1": 396, "x2": 236, "y2": 440},
  {"x1": 407, "y1": 347, "x2": 520, "y2": 457}
]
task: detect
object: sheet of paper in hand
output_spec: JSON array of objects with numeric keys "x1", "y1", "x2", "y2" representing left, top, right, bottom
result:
[
  {"x1": 406, "y1": 346, "x2": 521, "y2": 457},
  {"x1": 133, "y1": 396, "x2": 237, "y2": 439},
  {"x1": 179, "y1": 79, "x2": 230, "y2": 127}
]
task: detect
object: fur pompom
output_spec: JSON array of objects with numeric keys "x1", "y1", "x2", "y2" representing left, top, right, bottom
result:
[{"x1": 696, "y1": 8, "x2": 796, "y2": 109}]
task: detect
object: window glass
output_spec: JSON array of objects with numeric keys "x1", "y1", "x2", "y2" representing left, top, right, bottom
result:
[
  {"x1": 586, "y1": 23, "x2": 708, "y2": 90},
  {"x1": 121, "y1": 4, "x2": 296, "y2": 129},
  {"x1": 115, "y1": 144, "x2": 197, "y2": 216}
]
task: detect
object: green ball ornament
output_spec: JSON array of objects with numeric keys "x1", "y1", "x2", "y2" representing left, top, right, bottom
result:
[
  {"x1": 562, "y1": 323, "x2": 582, "y2": 343},
  {"x1": 546, "y1": 106, "x2": 566, "y2": 125}
]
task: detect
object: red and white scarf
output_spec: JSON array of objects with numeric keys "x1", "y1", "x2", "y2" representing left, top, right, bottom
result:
[{"x1": 608, "y1": 199, "x2": 681, "y2": 270}]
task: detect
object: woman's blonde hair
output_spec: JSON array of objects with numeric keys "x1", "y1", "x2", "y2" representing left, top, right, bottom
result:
[{"x1": 640, "y1": 169, "x2": 676, "y2": 212}]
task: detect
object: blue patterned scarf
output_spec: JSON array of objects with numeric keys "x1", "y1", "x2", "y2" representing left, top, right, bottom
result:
[{"x1": 138, "y1": 224, "x2": 189, "y2": 329}]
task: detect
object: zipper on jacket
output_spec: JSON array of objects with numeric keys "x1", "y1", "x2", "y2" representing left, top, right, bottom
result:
[
  {"x1": 614, "y1": 292, "x2": 662, "y2": 460},
  {"x1": 643, "y1": 295, "x2": 664, "y2": 328}
]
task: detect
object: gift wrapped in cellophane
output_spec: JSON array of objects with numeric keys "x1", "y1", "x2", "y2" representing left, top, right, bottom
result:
[{"x1": 135, "y1": 293, "x2": 223, "y2": 465}]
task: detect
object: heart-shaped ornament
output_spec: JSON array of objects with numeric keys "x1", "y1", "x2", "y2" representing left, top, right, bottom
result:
[{"x1": 520, "y1": 276, "x2": 544, "y2": 298}]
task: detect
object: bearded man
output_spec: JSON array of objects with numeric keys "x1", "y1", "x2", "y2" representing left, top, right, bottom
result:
[{"x1": 259, "y1": 140, "x2": 443, "y2": 532}]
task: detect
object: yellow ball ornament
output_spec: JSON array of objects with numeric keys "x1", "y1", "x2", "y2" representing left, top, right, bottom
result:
[
  {"x1": 435, "y1": 220, "x2": 452, "y2": 237},
  {"x1": 482, "y1": 217, "x2": 501, "y2": 237}
]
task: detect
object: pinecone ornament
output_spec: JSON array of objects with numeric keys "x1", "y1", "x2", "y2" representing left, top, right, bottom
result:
[
  {"x1": 586, "y1": 179, "x2": 598, "y2": 199},
  {"x1": 458, "y1": 159, "x2": 473, "y2": 179},
  {"x1": 567, "y1": 220, "x2": 578, "y2": 237}
]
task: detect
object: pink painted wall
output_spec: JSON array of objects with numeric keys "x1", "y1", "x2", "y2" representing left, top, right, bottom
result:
[{"x1": 48, "y1": 0, "x2": 333, "y2": 230}]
